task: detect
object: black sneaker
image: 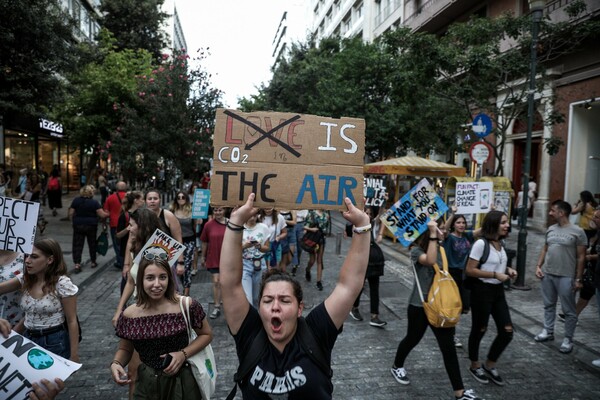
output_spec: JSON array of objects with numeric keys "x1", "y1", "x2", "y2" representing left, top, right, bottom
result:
[
  {"x1": 370, "y1": 317, "x2": 387, "y2": 327},
  {"x1": 390, "y1": 366, "x2": 410, "y2": 385},
  {"x1": 316, "y1": 281, "x2": 323, "y2": 291},
  {"x1": 349, "y1": 307, "x2": 363, "y2": 321},
  {"x1": 468, "y1": 367, "x2": 489, "y2": 384},
  {"x1": 305, "y1": 269, "x2": 311, "y2": 282},
  {"x1": 482, "y1": 363, "x2": 504, "y2": 386},
  {"x1": 291, "y1": 265, "x2": 298, "y2": 276},
  {"x1": 456, "y1": 389, "x2": 483, "y2": 400}
]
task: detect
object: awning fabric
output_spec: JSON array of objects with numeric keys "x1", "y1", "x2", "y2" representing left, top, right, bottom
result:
[{"x1": 364, "y1": 156, "x2": 466, "y2": 177}]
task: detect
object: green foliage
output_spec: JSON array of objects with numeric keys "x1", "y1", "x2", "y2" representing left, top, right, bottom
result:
[
  {"x1": 0, "y1": 0, "x2": 80, "y2": 116},
  {"x1": 100, "y1": 0, "x2": 170, "y2": 62}
]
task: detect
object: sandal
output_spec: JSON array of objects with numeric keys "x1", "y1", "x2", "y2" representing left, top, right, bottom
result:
[{"x1": 74, "y1": 264, "x2": 82, "y2": 274}]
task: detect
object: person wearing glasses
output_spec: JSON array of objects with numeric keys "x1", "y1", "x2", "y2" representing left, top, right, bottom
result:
[
  {"x1": 112, "y1": 208, "x2": 164, "y2": 400},
  {"x1": 220, "y1": 194, "x2": 370, "y2": 398},
  {"x1": 170, "y1": 191, "x2": 199, "y2": 296},
  {"x1": 110, "y1": 257, "x2": 213, "y2": 399}
]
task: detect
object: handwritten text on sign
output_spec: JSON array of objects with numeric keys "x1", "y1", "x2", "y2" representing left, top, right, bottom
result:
[
  {"x1": 0, "y1": 196, "x2": 40, "y2": 253},
  {"x1": 455, "y1": 182, "x2": 494, "y2": 214},
  {"x1": 192, "y1": 189, "x2": 210, "y2": 219},
  {"x1": 381, "y1": 179, "x2": 448, "y2": 247},
  {"x1": 0, "y1": 331, "x2": 81, "y2": 400},
  {"x1": 212, "y1": 109, "x2": 365, "y2": 210},
  {"x1": 133, "y1": 229, "x2": 185, "y2": 267}
]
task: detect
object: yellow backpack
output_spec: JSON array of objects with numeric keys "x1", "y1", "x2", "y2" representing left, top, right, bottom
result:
[{"x1": 413, "y1": 247, "x2": 462, "y2": 328}]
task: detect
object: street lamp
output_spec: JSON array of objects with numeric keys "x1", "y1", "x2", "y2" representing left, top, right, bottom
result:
[{"x1": 514, "y1": 0, "x2": 546, "y2": 290}]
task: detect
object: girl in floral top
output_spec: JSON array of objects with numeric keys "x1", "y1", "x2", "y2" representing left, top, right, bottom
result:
[
  {"x1": 0, "y1": 250, "x2": 24, "y2": 327},
  {"x1": 0, "y1": 239, "x2": 79, "y2": 361},
  {"x1": 111, "y1": 257, "x2": 213, "y2": 399},
  {"x1": 304, "y1": 210, "x2": 330, "y2": 291}
]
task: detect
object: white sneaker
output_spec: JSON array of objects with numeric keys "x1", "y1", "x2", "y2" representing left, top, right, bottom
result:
[
  {"x1": 534, "y1": 329, "x2": 554, "y2": 342},
  {"x1": 559, "y1": 338, "x2": 573, "y2": 354},
  {"x1": 454, "y1": 335, "x2": 463, "y2": 348},
  {"x1": 592, "y1": 359, "x2": 600, "y2": 367},
  {"x1": 390, "y1": 366, "x2": 410, "y2": 385}
]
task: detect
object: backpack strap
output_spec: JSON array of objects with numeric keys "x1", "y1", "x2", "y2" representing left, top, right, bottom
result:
[
  {"x1": 226, "y1": 317, "x2": 332, "y2": 400},
  {"x1": 479, "y1": 238, "x2": 490, "y2": 267}
]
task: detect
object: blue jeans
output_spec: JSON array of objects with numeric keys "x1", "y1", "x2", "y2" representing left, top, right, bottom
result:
[
  {"x1": 110, "y1": 227, "x2": 123, "y2": 268},
  {"x1": 291, "y1": 222, "x2": 304, "y2": 266},
  {"x1": 25, "y1": 328, "x2": 70, "y2": 359},
  {"x1": 242, "y1": 259, "x2": 265, "y2": 308}
]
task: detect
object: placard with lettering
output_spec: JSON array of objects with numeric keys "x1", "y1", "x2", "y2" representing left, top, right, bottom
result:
[
  {"x1": 0, "y1": 331, "x2": 81, "y2": 399},
  {"x1": 192, "y1": 189, "x2": 210, "y2": 219},
  {"x1": 133, "y1": 229, "x2": 185, "y2": 267},
  {"x1": 211, "y1": 108, "x2": 365, "y2": 210},
  {"x1": 364, "y1": 177, "x2": 387, "y2": 208},
  {"x1": 0, "y1": 196, "x2": 40, "y2": 253},
  {"x1": 381, "y1": 178, "x2": 448, "y2": 247},
  {"x1": 455, "y1": 182, "x2": 494, "y2": 214}
]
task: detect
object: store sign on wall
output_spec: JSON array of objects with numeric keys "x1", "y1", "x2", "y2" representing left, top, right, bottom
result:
[{"x1": 39, "y1": 118, "x2": 64, "y2": 137}]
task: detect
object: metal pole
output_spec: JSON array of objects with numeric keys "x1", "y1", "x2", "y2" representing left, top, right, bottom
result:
[{"x1": 514, "y1": 7, "x2": 543, "y2": 290}]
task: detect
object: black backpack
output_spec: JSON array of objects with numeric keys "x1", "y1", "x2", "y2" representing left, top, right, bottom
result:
[
  {"x1": 464, "y1": 238, "x2": 490, "y2": 289},
  {"x1": 226, "y1": 317, "x2": 332, "y2": 400}
]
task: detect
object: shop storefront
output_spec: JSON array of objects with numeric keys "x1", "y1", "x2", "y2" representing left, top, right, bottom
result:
[{"x1": 1, "y1": 114, "x2": 80, "y2": 192}]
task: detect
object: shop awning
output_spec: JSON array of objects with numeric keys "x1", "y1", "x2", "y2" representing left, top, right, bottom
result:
[{"x1": 364, "y1": 156, "x2": 466, "y2": 177}]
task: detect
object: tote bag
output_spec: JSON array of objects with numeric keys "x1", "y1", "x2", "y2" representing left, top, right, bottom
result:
[
  {"x1": 300, "y1": 229, "x2": 324, "y2": 253},
  {"x1": 179, "y1": 296, "x2": 217, "y2": 399},
  {"x1": 96, "y1": 228, "x2": 109, "y2": 256}
]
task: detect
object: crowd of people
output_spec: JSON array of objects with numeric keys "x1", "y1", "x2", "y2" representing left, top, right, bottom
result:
[{"x1": 2, "y1": 169, "x2": 600, "y2": 399}]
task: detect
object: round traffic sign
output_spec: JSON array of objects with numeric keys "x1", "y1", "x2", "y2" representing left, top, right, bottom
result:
[
  {"x1": 469, "y1": 141, "x2": 493, "y2": 165},
  {"x1": 472, "y1": 113, "x2": 493, "y2": 138}
]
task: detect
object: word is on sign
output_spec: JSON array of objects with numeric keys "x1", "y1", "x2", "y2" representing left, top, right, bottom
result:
[
  {"x1": 381, "y1": 178, "x2": 448, "y2": 247},
  {"x1": 455, "y1": 182, "x2": 494, "y2": 214},
  {"x1": 211, "y1": 109, "x2": 365, "y2": 210}
]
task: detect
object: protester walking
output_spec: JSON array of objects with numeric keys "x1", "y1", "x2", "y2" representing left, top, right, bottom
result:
[
  {"x1": 391, "y1": 220, "x2": 482, "y2": 400},
  {"x1": 0, "y1": 239, "x2": 79, "y2": 361},
  {"x1": 571, "y1": 190, "x2": 598, "y2": 243},
  {"x1": 291, "y1": 209, "x2": 308, "y2": 276},
  {"x1": 115, "y1": 191, "x2": 144, "y2": 292},
  {"x1": 241, "y1": 212, "x2": 270, "y2": 307},
  {"x1": 104, "y1": 181, "x2": 128, "y2": 270},
  {"x1": 170, "y1": 190, "x2": 198, "y2": 296},
  {"x1": 200, "y1": 206, "x2": 228, "y2": 319},
  {"x1": 304, "y1": 209, "x2": 330, "y2": 291},
  {"x1": 47, "y1": 165, "x2": 62, "y2": 217},
  {"x1": 69, "y1": 185, "x2": 109, "y2": 273},
  {"x1": 465, "y1": 211, "x2": 516, "y2": 386}
]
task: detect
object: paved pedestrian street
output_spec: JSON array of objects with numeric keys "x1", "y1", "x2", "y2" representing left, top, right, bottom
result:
[{"x1": 40, "y1": 196, "x2": 600, "y2": 399}]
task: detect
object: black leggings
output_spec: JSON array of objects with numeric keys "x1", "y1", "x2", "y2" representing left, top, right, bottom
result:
[
  {"x1": 393, "y1": 305, "x2": 464, "y2": 391},
  {"x1": 449, "y1": 268, "x2": 470, "y2": 311},
  {"x1": 468, "y1": 281, "x2": 513, "y2": 363},
  {"x1": 353, "y1": 275, "x2": 381, "y2": 314}
]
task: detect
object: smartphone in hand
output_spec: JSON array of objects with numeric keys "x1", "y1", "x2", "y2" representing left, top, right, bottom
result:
[{"x1": 160, "y1": 354, "x2": 173, "y2": 369}]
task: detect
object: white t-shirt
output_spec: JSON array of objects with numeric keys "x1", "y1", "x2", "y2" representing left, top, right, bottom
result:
[
  {"x1": 296, "y1": 210, "x2": 309, "y2": 223},
  {"x1": 242, "y1": 223, "x2": 270, "y2": 260},
  {"x1": 263, "y1": 214, "x2": 287, "y2": 242},
  {"x1": 469, "y1": 239, "x2": 507, "y2": 285}
]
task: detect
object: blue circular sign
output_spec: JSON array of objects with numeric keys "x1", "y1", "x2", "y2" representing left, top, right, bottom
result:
[{"x1": 472, "y1": 113, "x2": 493, "y2": 138}]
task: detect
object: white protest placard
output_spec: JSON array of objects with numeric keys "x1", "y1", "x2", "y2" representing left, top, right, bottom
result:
[
  {"x1": 0, "y1": 196, "x2": 40, "y2": 253},
  {"x1": 455, "y1": 182, "x2": 494, "y2": 214},
  {"x1": 132, "y1": 228, "x2": 185, "y2": 267},
  {"x1": 0, "y1": 331, "x2": 81, "y2": 399},
  {"x1": 192, "y1": 189, "x2": 210, "y2": 219},
  {"x1": 364, "y1": 177, "x2": 387, "y2": 208},
  {"x1": 381, "y1": 178, "x2": 449, "y2": 247}
]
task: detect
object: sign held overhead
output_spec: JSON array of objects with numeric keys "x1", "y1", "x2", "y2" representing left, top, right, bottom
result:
[{"x1": 211, "y1": 109, "x2": 365, "y2": 210}]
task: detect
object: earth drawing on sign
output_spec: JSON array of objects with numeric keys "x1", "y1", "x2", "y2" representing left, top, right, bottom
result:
[{"x1": 28, "y1": 348, "x2": 54, "y2": 370}]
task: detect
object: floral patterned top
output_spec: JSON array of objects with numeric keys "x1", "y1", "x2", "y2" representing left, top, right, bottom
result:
[
  {"x1": 306, "y1": 210, "x2": 330, "y2": 233},
  {"x1": 0, "y1": 253, "x2": 24, "y2": 325},
  {"x1": 17, "y1": 275, "x2": 78, "y2": 330},
  {"x1": 116, "y1": 298, "x2": 205, "y2": 370}
]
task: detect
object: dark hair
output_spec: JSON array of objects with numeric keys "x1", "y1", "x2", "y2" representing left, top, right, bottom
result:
[
  {"x1": 552, "y1": 199, "x2": 572, "y2": 216},
  {"x1": 448, "y1": 214, "x2": 467, "y2": 232},
  {"x1": 130, "y1": 208, "x2": 163, "y2": 255},
  {"x1": 480, "y1": 211, "x2": 508, "y2": 240},
  {"x1": 123, "y1": 191, "x2": 143, "y2": 210},
  {"x1": 136, "y1": 258, "x2": 177, "y2": 307},
  {"x1": 170, "y1": 191, "x2": 191, "y2": 213},
  {"x1": 23, "y1": 238, "x2": 68, "y2": 294},
  {"x1": 259, "y1": 269, "x2": 303, "y2": 304},
  {"x1": 258, "y1": 208, "x2": 278, "y2": 225},
  {"x1": 145, "y1": 187, "x2": 161, "y2": 200},
  {"x1": 580, "y1": 191, "x2": 598, "y2": 208}
]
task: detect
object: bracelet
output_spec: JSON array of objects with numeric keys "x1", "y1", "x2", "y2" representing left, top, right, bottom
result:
[
  {"x1": 111, "y1": 360, "x2": 123, "y2": 368},
  {"x1": 226, "y1": 221, "x2": 244, "y2": 232},
  {"x1": 353, "y1": 224, "x2": 372, "y2": 234},
  {"x1": 177, "y1": 261, "x2": 184, "y2": 265},
  {"x1": 181, "y1": 349, "x2": 188, "y2": 359},
  {"x1": 228, "y1": 220, "x2": 244, "y2": 229},
  {"x1": 429, "y1": 237, "x2": 439, "y2": 241}
]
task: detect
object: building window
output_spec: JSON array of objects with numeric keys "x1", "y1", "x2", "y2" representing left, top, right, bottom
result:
[
  {"x1": 343, "y1": 13, "x2": 351, "y2": 34},
  {"x1": 354, "y1": 1, "x2": 363, "y2": 19}
]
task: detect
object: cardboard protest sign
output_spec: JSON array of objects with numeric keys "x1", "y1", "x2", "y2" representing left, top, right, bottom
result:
[
  {"x1": 211, "y1": 108, "x2": 365, "y2": 210},
  {"x1": 455, "y1": 182, "x2": 494, "y2": 214},
  {"x1": 192, "y1": 189, "x2": 210, "y2": 219},
  {"x1": 133, "y1": 229, "x2": 185, "y2": 267},
  {"x1": 0, "y1": 331, "x2": 81, "y2": 399},
  {"x1": 364, "y1": 177, "x2": 387, "y2": 208},
  {"x1": 381, "y1": 178, "x2": 449, "y2": 247},
  {"x1": 0, "y1": 196, "x2": 40, "y2": 253}
]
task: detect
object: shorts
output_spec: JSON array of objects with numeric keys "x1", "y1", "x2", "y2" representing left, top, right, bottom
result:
[
  {"x1": 280, "y1": 236, "x2": 290, "y2": 254},
  {"x1": 207, "y1": 268, "x2": 220, "y2": 275},
  {"x1": 580, "y1": 284, "x2": 596, "y2": 301}
]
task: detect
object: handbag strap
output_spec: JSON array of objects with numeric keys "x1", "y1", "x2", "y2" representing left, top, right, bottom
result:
[
  {"x1": 411, "y1": 242, "x2": 448, "y2": 303},
  {"x1": 178, "y1": 296, "x2": 194, "y2": 342}
]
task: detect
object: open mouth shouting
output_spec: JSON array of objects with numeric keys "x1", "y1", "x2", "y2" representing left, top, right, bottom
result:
[{"x1": 271, "y1": 317, "x2": 282, "y2": 333}]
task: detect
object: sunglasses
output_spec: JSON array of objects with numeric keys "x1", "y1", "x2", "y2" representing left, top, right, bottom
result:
[
  {"x1": 177, "y1": 195, "x2": 186, "y2": 200},
  {"x1": 143, "y1": 251, "x2": 168, "y2": 261}
]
